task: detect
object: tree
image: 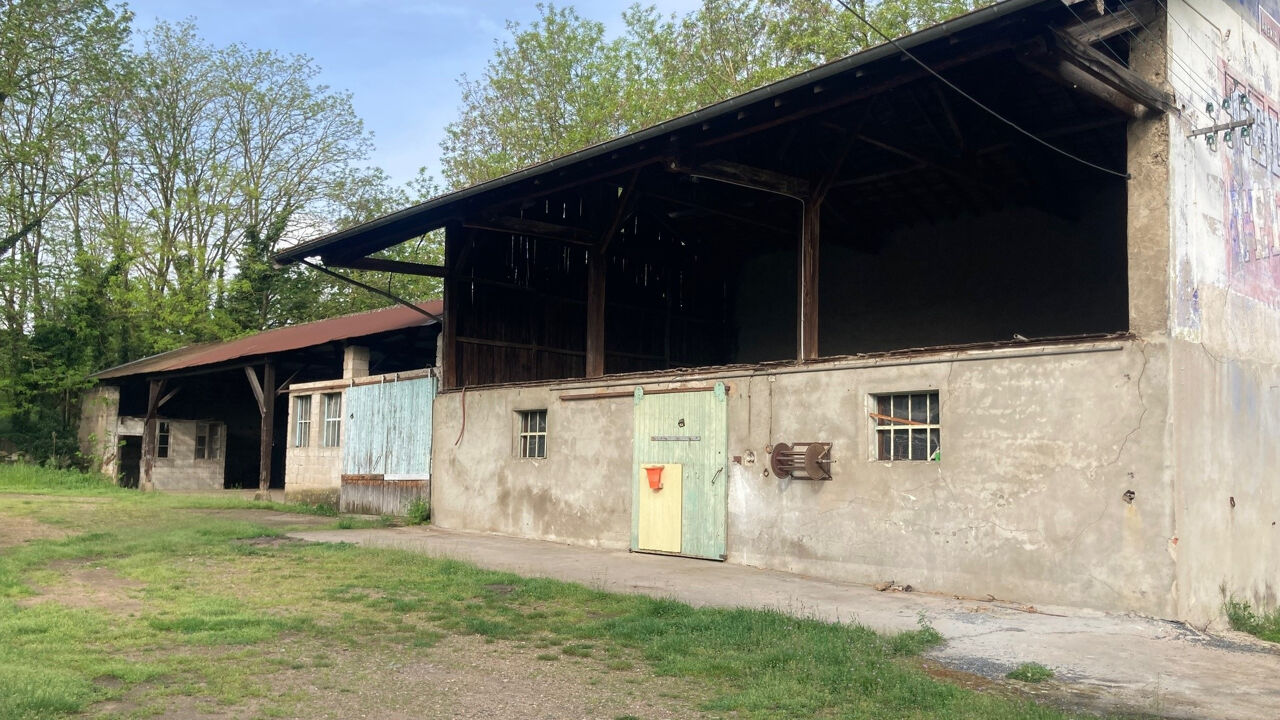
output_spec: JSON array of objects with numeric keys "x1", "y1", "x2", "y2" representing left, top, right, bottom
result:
[{"x1": 439, "y1": 0, "x2": 989, "y2": 188}]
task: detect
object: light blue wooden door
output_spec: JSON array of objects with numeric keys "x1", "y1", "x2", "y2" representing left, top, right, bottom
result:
[{"x1": 631, "y1": 384, "x2": 728, "y2": 560}]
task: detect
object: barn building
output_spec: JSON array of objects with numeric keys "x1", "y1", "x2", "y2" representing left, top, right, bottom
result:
[{"x1": 255, "y1": 0, "x2": 1277, "y2": 625}]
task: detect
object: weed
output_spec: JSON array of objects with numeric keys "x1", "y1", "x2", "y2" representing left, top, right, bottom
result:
[
  {"x1": 1224, "y1": 597, "x2": 1280, "y2": 643},
  {"x1": 536, "y1": 653, "x2": 559, "y2": 661},
  {"x1": 1007, "y1": 663, "x2": 1055, "y2": 683},
  {"x1": 406, "y1": 497, "x2": 430, "y2": 525}
]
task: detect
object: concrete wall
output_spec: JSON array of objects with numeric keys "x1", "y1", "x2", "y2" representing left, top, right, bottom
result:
[
  {"x1": 431, "y1": 338, "x2": 1176, "y2": 617},
  {"x1": 284, "y1": 379, "x2": 345, "y2": 505},
  {"x1": 432, "y1": 384, "x2": 634, "y2": 549},
  {"x1": 77, "y1": 385, "x2": 120, "y2": 478},
  {"x1": 1166, "y1": 0, "x2": 1280, "y2": 624},
  {"x1": 121, "y1": 417, "x2": 225, "y2": 491}
]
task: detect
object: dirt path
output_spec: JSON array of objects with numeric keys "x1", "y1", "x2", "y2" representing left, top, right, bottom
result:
[{"x1": 288, "y1": 525, "x2": 1280, "y2": 720}]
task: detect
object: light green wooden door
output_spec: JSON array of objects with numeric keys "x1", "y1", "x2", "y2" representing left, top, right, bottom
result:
[{"x1": 631, "y1": 384, "x2": 727, "y2": 560}]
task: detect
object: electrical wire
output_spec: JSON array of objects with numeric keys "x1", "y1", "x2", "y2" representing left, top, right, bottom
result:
[
  {"x1": 831, "y1": 0, "x2": 1132, "y2": 179},
  {"x1": 1114, "y1": 0, "x2": 1222, "y2": 107},
  {"x1": 1076, "y1": 0, "x2": 1220, "y2": 107},
  {"x1": 1152, "y1": 0, "x2": 1220, "y2": 69}
]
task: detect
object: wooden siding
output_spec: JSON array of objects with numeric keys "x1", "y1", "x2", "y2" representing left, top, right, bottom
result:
[{"x1": 342, "y1": 375, "x2": 436, "y2": 477}]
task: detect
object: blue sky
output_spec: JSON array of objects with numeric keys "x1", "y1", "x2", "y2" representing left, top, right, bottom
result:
[{"x1": 124, "y1": 1, "x2": 702, "y2": 187}]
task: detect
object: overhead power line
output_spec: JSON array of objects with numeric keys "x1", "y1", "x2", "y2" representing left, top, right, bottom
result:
[{"x1": 832, "y1": 0, "x2": 1131, "y2": 179}]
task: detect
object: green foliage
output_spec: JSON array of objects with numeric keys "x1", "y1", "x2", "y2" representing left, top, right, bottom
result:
[
  {"x1": 406, "y1": 497, "x2": 431, "y2": 525},
  {"x1": 1225, "y1": 597, "x2": 1280, "y2": 643},
  {"x1": 1006, "y1": 663, "x2": 1055, "y2": 683},
  {"x1": 440, "y1": 0, "x2": 991, "y2": 188}
]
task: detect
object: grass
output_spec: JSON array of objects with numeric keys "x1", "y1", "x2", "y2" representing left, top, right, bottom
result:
[
  {"x1": 1224, "y1": 597, "x2": 1280, "y2": 643},
  {"x1": 1, "y1": 464, "x2": 1100, "y2": 719},
  {"x1": 1006, "y1": 663, "x2": 1055, "y2": 683}
]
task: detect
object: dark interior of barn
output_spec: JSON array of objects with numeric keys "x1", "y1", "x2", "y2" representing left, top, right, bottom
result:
[{"x1": 281, "y1": 0, "x2": 1164, "y2": 389}]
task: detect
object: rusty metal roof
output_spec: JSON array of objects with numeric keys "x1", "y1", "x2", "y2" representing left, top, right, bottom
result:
[{"x1": 90, "y1": 300, "x2": 442, "y2": 380}]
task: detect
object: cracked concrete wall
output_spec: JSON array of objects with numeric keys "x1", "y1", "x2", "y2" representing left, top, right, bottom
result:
[
  {"x1": 724, "y1": 341, "x2": 1173, "y2": 617},
  {"x1": 78, "y1": 385, "x2": 120, "y2": 479},
  {"x1": 431, "y1": 384, "x2": 633, "y2": 549},
  {"x1": 429, "y1": 338, "x2": 1175, "y2": 617},
  {"x1": 1166, "y1": 0, "x2": 1280, "y2": 625},
  {"x1": 129, "y1": 418, "x2": 225, "y2": 491}
]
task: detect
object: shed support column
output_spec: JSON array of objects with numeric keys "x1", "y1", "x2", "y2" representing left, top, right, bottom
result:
[
  {"x1": 141, "y1": 378, "x2": 164, "y2": 491},
  {"x1": 586, "y1": 249, "x2": 606, "y2": 378},
  {"x1": 797, "y1": 200, "x2": 820, "y2": 361},
  {"x1": 258, "y1": 362, "x2": 275, "y2": 495},
  {"x1": 245, "y1": 362, "x2": 276, "y2": 497},
  {"x1": 442, "y1": 221, "x2": 461, "y2": 389}
]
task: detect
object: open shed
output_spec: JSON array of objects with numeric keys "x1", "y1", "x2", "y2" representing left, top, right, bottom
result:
[{"x1": 80, "y1": 302, "x2": 441, "y2": 494}]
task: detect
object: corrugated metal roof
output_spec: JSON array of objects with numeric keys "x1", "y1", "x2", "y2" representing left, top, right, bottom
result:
[{"x1": 90, "y1": 300, "x2": 442, "y2": 380}]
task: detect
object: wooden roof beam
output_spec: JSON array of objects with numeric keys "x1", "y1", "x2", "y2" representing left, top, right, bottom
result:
[
  {"x1": 322, "y1": 256, "x2": 447, "y2": 277},
  {"x1": 462, "y1": 215, "x2": 595, "y2": 246},
  {"x1": 1064, "y1": 0, "x2": 1158, "y2": 44},
  {"x1": 667, "y1": 159, "x2": 810, "y2": 199}
]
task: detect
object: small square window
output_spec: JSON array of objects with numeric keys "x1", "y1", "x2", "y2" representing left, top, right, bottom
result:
[
  {"x1": 872, "y1": 392, "x2": 940, "y2": 462},
  {"x1": 157, "y1": 422, "x2": 170, "y2": 459},
  {"x1": 517, "y1": 410, "x2": 547, "y2": 458}
]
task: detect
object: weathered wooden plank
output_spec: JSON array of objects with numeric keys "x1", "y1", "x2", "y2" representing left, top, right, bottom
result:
[
  {"x1": 342, "y1": 375, "x2": 435, "y2": 478},
  {"x1": 1050, "y1": 28, "x2": 1175, "y2": 115},
  {"x1": 141, "y1": 378, "x2": 164, "y2": 491},
  {"x1": 670, "y1": 159, "x2": 811, "y2": 198},
  {"x1": 340, "y1": 476, "x2": 429, "y2": 516},
  {"x1": 1064, "y1": 0, "x2": 1157, "y2": 44},
  {"x1": 798, "y1": 201, "x2": 821, "y2": 361},
  {"x1": 442, "y1": 222, "x2": 460, "y2": 389},
  {"x1": 258, "y1": 361, "x2": 275, "y2": 493},
  {"x1": 586, "y1": 249, "x2": 606, "y2": 378}
]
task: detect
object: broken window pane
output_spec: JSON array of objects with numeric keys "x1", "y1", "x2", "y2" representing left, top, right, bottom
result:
[{"x1": 873, "y1": 391, "x2": 941, "y2": 462}]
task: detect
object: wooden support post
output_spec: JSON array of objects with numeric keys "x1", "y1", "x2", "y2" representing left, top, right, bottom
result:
[
  {"x1": 585, "y1": 248, "x2": 607, "y2": 378},
  {"x1": 797, "y1": 202, "x2": 820, "y2": 361},
  {"x1": 441, "y1": 221, "x2": 461, "y2": 389},
  {"x1": 258, "y1": 362, "x2": 275, "y2": 495},
  {"x1": 141, "y1": 378, "x2": 165, "y2": 491}
]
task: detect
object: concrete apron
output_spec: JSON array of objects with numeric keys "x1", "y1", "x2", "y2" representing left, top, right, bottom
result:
[{"x1": 287, "y1": 525, "x2": 1280, "y2": 720}]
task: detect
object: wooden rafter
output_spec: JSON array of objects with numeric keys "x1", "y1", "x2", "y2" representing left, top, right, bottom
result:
[
  {"x1": 462, "y1": 215, "x2": 595, "y2": 246},
  {"x1": 323, "y1": 256, "x2": 447, "y2": 277},
  {"x1": 668, "y1": 159, "x2": 810, "y2": 199}
]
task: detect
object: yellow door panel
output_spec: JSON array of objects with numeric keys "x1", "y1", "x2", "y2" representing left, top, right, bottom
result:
[{"x1": 637, "y1": 463, "x2": 682, "y2": 553}]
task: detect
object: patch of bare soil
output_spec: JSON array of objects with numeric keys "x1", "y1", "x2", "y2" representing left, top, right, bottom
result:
[
  {"x1": 239, "y1": 535, "x2": 308, "y2": 548},
  {"x1": 192, "y1": 508, "x2": 336, "y2": 528},
  {"x1": 0, "y1": 514, "x2": 69, "y2": 547},
  {"x1": 88, "y1": 634, "x2": 723, "y2": 720},
  {"x1": 19, "y1": 560, "x2": 145, "y2": 615}
]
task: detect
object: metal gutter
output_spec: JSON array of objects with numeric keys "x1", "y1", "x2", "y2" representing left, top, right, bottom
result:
[{"x1": 272, "y1": 0, "x2": 1051, "y2": 265}]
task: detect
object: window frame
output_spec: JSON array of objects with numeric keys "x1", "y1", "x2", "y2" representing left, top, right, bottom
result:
[
  {"x1": 156, "y1": 421, "x2": 170, "y2": 459},
  {"x1": 871, "y1": 391, "x2": 941, "y2": 462},
  {"x1": 293, "y1": 394, "x2": 312, "y2": 448},
  {"x1": 195, "y1": 421, "x2": 223, "y2": 461},
  {"x1": 321, "y1": 392, "x2": 343, "y2": 448},
  {"x1": 516, "y1": 409, "x2": 548, "y2": 459}
]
